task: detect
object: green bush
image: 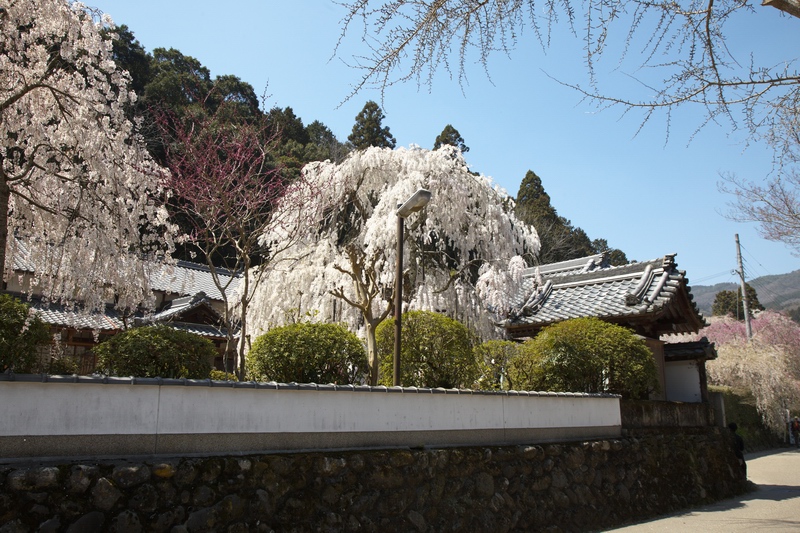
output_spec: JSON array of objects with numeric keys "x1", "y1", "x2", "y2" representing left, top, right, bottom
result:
[
  {"x1": 506, "y1": 317, "x2": 658, "y2": 399},
  {"x1": 711, "y1": 385, "x2": 783, "y2": 452},
  {"x1": 376, "y1": 311, "x2": 479, "y2": 388},
  {"x1": 93, "y1": 325, "x2": 214, "y2": 378},
  {"x1": 209, "y1": 369, "x2": 238, "y2": 381},
  {"x1": 473, "y1": 340, "x2": 521, "y2": 390},
  {"x1": 247, "y1": 322, "x2": 368, "y2": 384},
  {"x1": 0, "y1": 294, "x2": 51, "y2": 373}
]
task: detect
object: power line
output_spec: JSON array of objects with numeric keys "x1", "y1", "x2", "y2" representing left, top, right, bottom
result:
[
  {"x1": 739, "y1": 242, "x2": 774, "y2": 279},
  {"x1": 692, "y1": 270, "x2": 737, "y2": 285},
  {"x1": 737, "y1": 241, "x2": 789, "y2": 307}
]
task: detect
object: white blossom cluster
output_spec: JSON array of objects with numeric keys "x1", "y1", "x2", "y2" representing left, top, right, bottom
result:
[
  {"x1": 249, "y1": 145, "x2": 540, "y2": 344},
  {"x1": 1, "y1": 0, "x2": 175, "y2": 314}
]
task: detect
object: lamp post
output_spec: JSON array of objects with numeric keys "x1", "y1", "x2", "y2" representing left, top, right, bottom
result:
[{"x1": 394, "y1": 189, "x2": 432, "y2": 386}]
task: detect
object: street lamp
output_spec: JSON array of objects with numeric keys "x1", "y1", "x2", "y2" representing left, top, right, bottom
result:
[{"x1": 394, "y1": 188, "x2": 432, "y2": 386}]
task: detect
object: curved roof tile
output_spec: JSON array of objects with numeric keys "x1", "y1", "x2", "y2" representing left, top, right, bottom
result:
[{"x1": 507, "y1": 254, "x2": 706, "y2": 337}]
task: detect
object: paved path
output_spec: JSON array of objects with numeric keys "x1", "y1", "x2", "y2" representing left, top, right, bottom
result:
[{"x1": 608, "y1": 448, "x2": 800, "y2": 532}]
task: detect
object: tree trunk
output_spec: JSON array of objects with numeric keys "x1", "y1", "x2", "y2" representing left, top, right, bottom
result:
[
  {"x1": 0, "y1": 179, "x2": 10, "y2": 283},
  {"x1": 237, "y1": 296, "x2": 248, "y2": 381},
  {"x1": 365, "y1": 321, "x2": 379, "y2": 386}
]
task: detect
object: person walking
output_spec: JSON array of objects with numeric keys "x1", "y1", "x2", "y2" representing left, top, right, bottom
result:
[
  {"x1": 791, "y1": 417, "x2": 800, "y2": 448},
  {"x1": 729, "y1": 422, "x2": 746, "y2": 478}
]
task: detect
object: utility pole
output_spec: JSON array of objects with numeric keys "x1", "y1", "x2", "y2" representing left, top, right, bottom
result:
[{"x1": 735, "y1": 234, "x2": 753, "y2": 340}]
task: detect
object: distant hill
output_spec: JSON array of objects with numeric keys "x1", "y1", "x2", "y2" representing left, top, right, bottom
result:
[{"x1": 691, "y1": 270, "x2": 800, "y2": 316}]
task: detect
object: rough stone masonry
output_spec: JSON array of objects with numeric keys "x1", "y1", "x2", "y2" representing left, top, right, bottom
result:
[{"x1": 0, "y1": 428, "x2": 748, "y2": 533}]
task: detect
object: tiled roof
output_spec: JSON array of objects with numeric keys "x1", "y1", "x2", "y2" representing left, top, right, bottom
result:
[
  {"x1": 135, "y1": 292, "x2": 231, "y2": 340},
  {"x1": 11, "y1": 239, "x2": 239, "y2": 303},
  {"x1": 11, "y1": 239, "x2": 36, "y2": 273},
  {"x1": 146, "y1": 292, "x2": 221, "y2": 323},
  {"x1": 162, "y1": 321, "x2": 228, "y2": 339},
  {"x1": 149, "y1": 261, "x2": 239, "y2": 302},
  {"x1": 664, "y1": 338, "x2": 717, "y2": 361},
  {"x1": 9, "y1": 240, "x2": 239, "y2": 340},
  {"x1": 18, "y1": 292, "x2": 230, "y2": 339},
  {"x1": 25, "y1": 298, "x2": 124, "y2": 332},
  {"x1": 506, "y1": 254, "x2": 706, "y2": 338}
]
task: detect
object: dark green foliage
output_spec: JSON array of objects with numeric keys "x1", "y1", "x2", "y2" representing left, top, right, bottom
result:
[
  {"x1": 515, "y1": 170, "x2": 627, "y2": 265},
  {"x1": 433, "y1": 124, "x2": 469, "y2": 153},
  {"x1": 0, "y1": 294, "x2": 51, "y2": 373},
  {"x1": 712, "y1": 283, "x2": 765, "y2": 319},
  {"x1": 247, "y1": 322, "x2": 368, "y2": 384},
  {"x1": 267, "y1": 106, "x2": 309, "y2": 145},
  {"x1": 93, "y1": 325, "x2": 214, "y2": 378},
  {"x1": 506, "y1": 317, "x2": 658, "y2": 399},
  {"x1": 592, "y1": 239, "x2": 629, "y2": 266},
  {"x1": 710, "y1": 385, "x2": 783, "y2": 452},
  {"x1": 376, "y1": 311, "x2": 479, "y2": 388},
  {"x1": 102, "y1": 24, "x2": 153, "y2": 95},
  {"x1": 208, "y1": 74, "x2": 261, "y2": 123},
  {"x1": 145, "y1": 48, "x2": 213, "y2": 109},
  {"x1": 305, "y1": 120, "x2": 350, "y2": 163},
  {"x1": 348, "y1": 101, "x2": 396, "y2": 149}
]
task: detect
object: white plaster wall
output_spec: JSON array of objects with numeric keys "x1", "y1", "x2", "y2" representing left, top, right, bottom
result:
[
  {"x1": 0, "y1": 382, "x2": 620, "y2": 437},
  {"x1": 664, "y1": 361, "x2": 702, "y2": 403}
]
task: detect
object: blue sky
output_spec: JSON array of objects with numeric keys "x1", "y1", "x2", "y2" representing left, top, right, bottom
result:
[{"x1": 90, "y1": 0, "x2": 800, "y2": 286}]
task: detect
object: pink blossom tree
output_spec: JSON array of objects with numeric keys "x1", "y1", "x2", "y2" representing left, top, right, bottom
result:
[
  {"x1": 1, "y1": 0, "x2": 175, "y2": 313},
  {"x1": 157, "y1": 103, "x2": 318, "y2": 378},
  {"x1": 701, "y1": 311, "x2": 800, "y2": 432}
]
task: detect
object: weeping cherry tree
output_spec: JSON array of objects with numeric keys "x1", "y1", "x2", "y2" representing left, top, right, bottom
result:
[
  {"x1": 1, "y1": 0, "x2": 175, "y2": 313},
  {"x1": 250, "y1": 145, "x2": 539, "y2": 385}
]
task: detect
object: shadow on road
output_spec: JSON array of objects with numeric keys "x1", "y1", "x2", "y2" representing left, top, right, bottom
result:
[{"x1": 608, "y1": 449, "x2": 800, "y2": 531}]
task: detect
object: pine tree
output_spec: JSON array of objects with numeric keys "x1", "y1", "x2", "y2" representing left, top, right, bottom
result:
[
  {"x1": 515, "y1": 170, "x2": 627, "y2": 265},
  {"x1": 433, "y1": 124, "x2": 469, "y2": 153},
  {"x1": 348, "y1": 101, "x2": 396, "y2": 149}
]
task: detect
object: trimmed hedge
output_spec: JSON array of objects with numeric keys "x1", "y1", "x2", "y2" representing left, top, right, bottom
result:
[
  {"x1": 247, "y1": 322, "x2": 368, "y2": 384},
  {"x1": 93, "y1": 325, "x2": 214, "y2": 378}
]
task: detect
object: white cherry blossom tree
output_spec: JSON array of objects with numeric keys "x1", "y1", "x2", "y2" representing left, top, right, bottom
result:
[
  {"x1": 250, "y1": 145, "x2": 539, "y2": 385},
  {"x1": 0, "y1": 0, "x2": 175, "y2": 314}
]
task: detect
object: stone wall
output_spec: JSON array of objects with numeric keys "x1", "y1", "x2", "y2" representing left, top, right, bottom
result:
[
  {"x1": 0, "y1": 428, "x2": 748, "y2": 533},
  {"x1": 621, "y1": 399, "x2": 715, "y2": 430}
]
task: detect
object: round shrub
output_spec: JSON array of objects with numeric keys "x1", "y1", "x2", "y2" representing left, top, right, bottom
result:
[
  {"x1": 247, "y1": 322, "x2": 368, "y2": 384},
  {"x1": 506, "y1": 317, "x2": 659, "y2": 399},
  {"x1": 0, "y1": 294, "x2": 51, "y2": 373},
  {"x1": 376, "y1": 310, "x2": 479, "y2": 388},
  {"x1": 93, "y1": 325, "x2": 215, "y2": 378}
]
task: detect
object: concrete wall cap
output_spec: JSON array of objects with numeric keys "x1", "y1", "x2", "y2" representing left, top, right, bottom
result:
[{"x1": 0, "y1": 373, "x2": 621, "y2": 398}]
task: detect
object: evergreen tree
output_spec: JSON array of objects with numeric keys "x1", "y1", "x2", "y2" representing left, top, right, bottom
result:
[
  {"x1": 348, "y1": 101, "x2": 396, "y2": 149},
  {"x1": 267, "y1": 106, "x2": 309, "y2": 145},
  {"x1": 515, "y1": 170, "x2": 627, "y2": 265},
  {"x1": 145, "y1": 48, "x2": 214, "y2": 110},
  {"x1": 101, "y1": 25, "x2": 152, "y2": 96},
  {"x1": 305, "y1": 120, "x2": 350, "y2": 163},
  {"x1": 210, "y1": 74, "x2": 261, "y2": 121},
  {"x1": 514, "y1": 170, "x2": 582, "y2": 264},
  {"x1": 712, "y1": 284, "x2": 765, "y2": 319},
  {"x1": 433, "y1": 124, "x2": 469, "y2": 153}
]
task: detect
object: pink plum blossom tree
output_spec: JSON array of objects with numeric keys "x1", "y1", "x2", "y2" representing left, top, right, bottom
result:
[
  {"x1": 250, "y1": 145, "x2": 539, "y2": 385},
  {"x1": 157, "y1": 103, "x2": 319, "y2": 379},
  {"x1": 700, "y1": 311, "x2": 800, "y2": 432},
  {"x1": 0, "y1": 0, "x2": 175, "y2": 313}
]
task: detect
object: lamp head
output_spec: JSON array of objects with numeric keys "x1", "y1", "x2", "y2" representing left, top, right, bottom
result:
[{"x1": 396, "y1": 189, "x2": 432, "y2": 218}]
